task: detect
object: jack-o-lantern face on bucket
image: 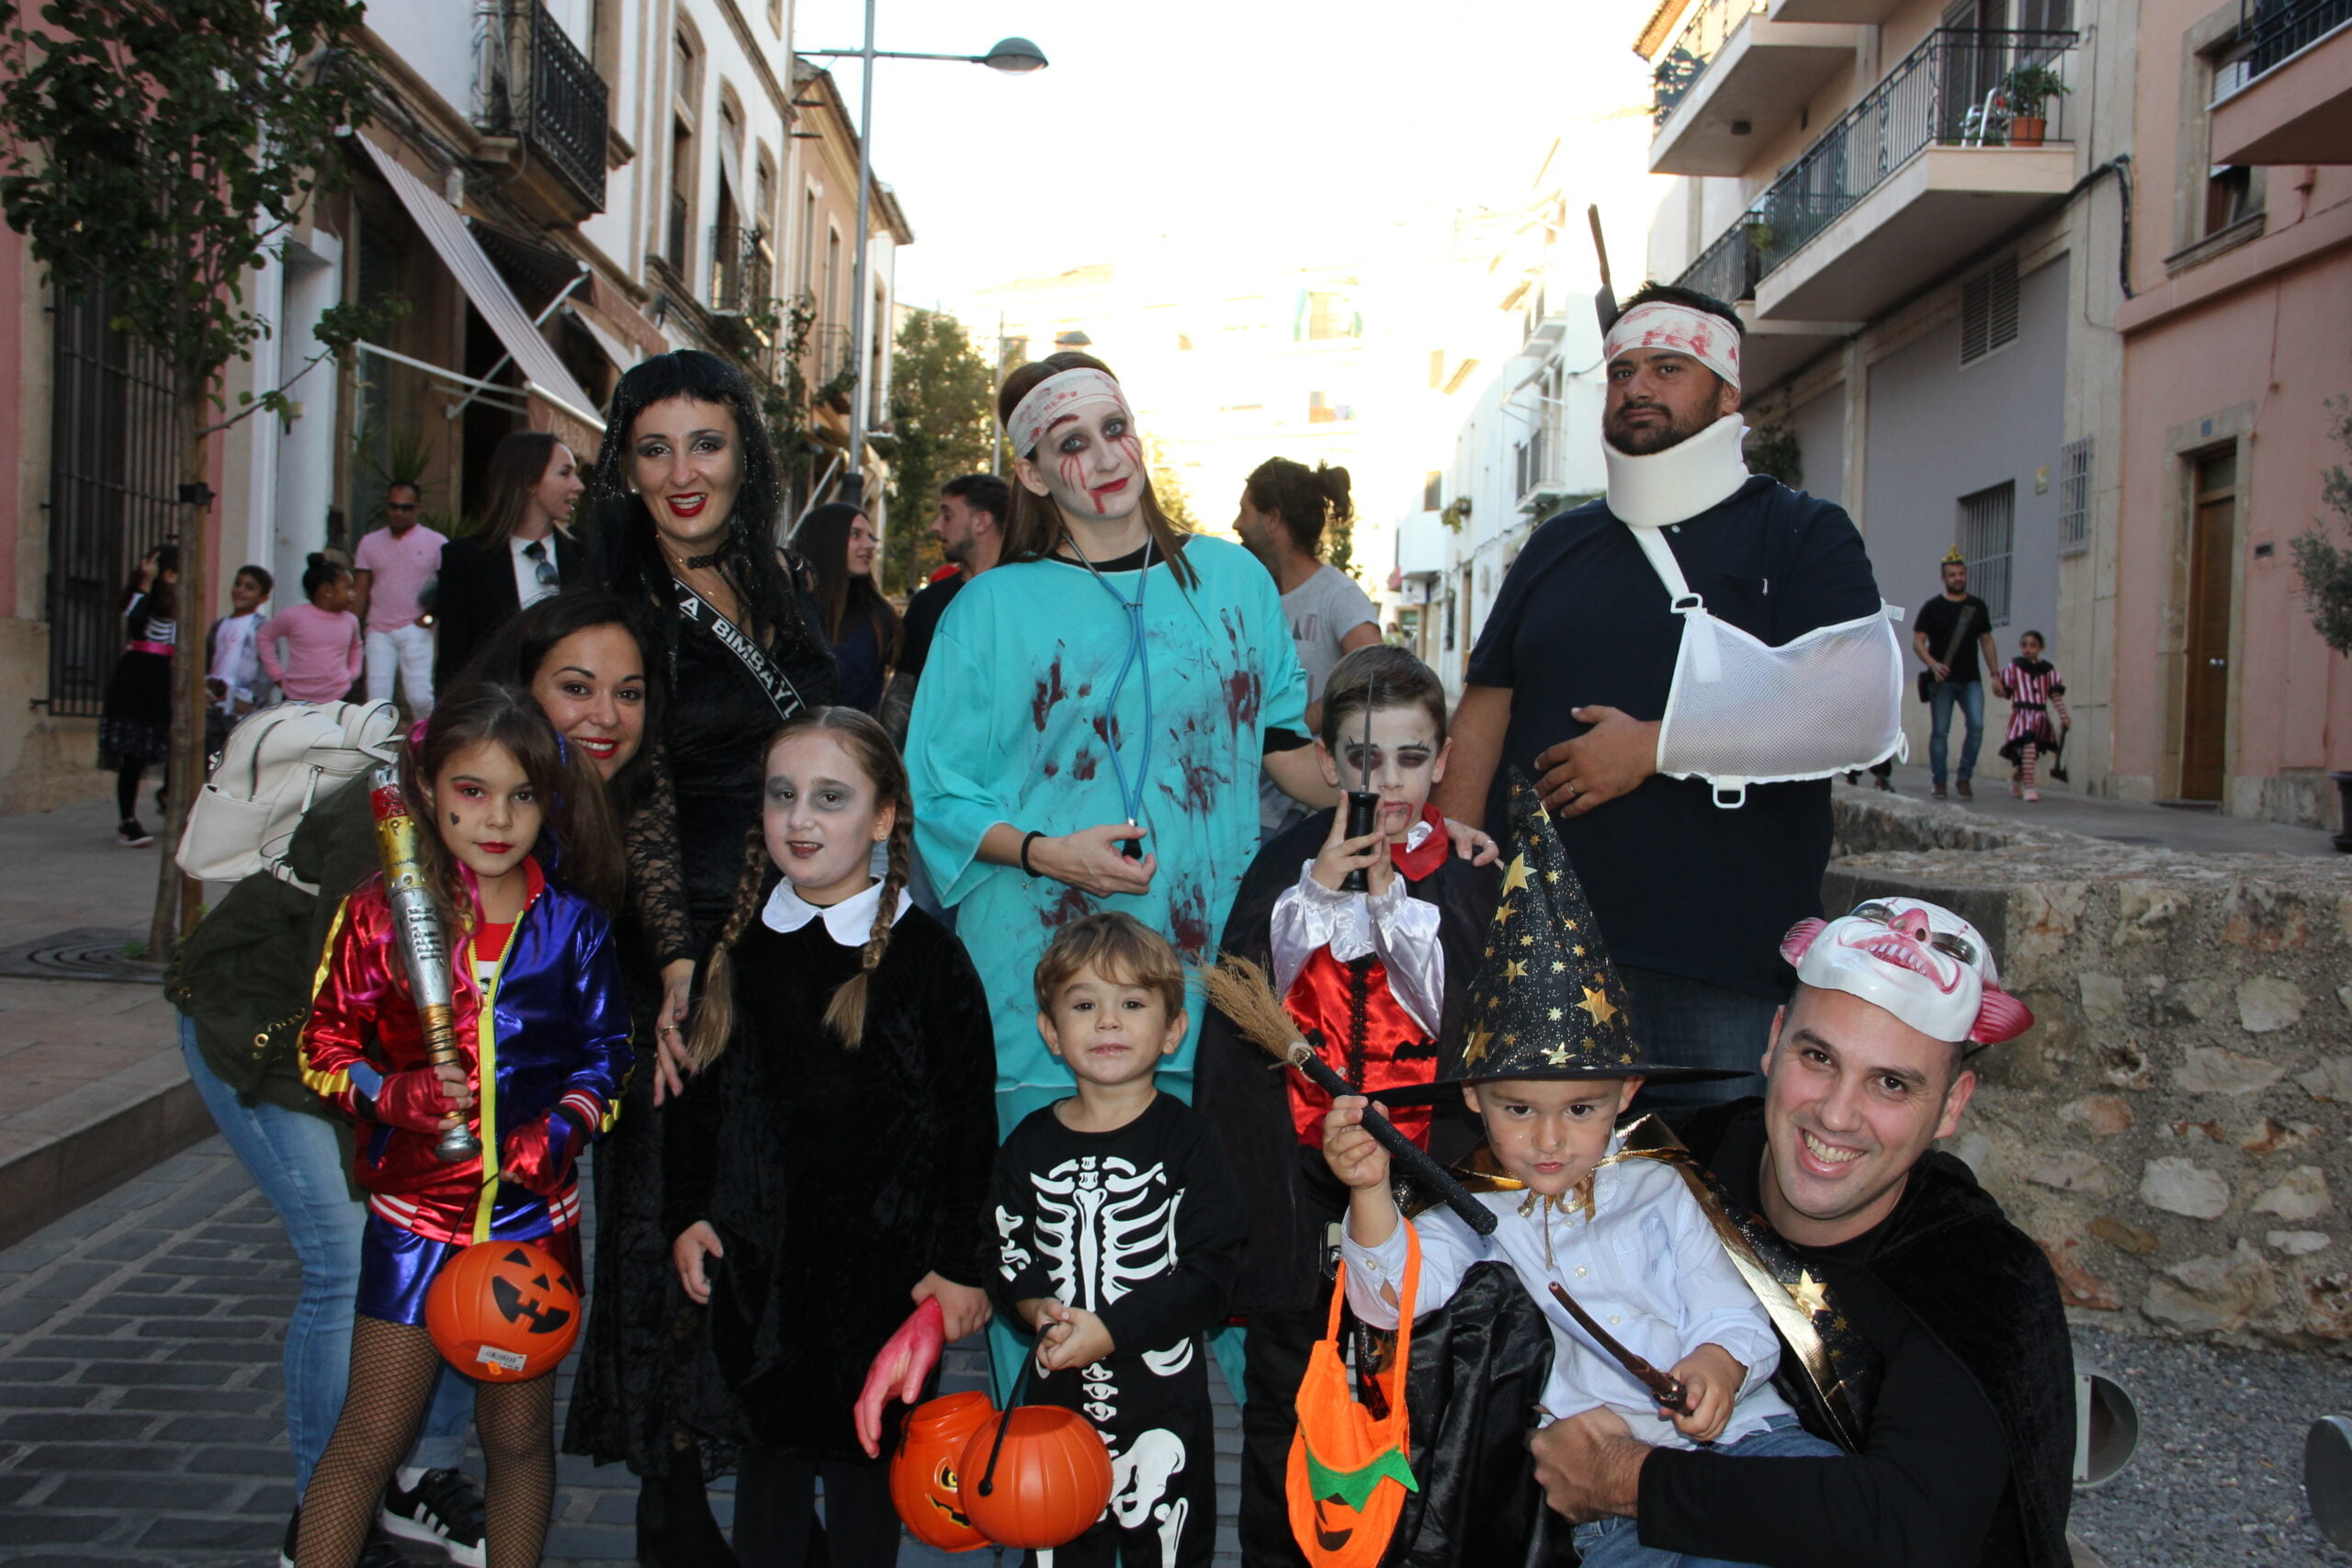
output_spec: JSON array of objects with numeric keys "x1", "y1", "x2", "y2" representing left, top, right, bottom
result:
[
  {"x1": 889, "y1": 1392, "x2": 993, "y2": 1551},
  {"x1": 426, "y1": 1239, "x2": 582, "y2": 1381}
]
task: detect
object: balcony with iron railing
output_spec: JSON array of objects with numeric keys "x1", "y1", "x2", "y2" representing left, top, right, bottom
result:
[
  {"x1": 476, "y1": 2, "x2": 608, "y2": 218},
  {"x1": 709, "y1": 228, "x2": 775, "y2": 319},
  {"x1": 1675, "y1": 28, "x2": 2081, "y2": 327},
  {"x1": 2211, "y1": 0, "x2": 2352, "y2": 164},
  {"x1": 1647, "y1": 0, "x2": 1866, "y2": 176}
]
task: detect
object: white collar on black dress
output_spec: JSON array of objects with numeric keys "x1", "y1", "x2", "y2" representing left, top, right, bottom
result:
[
  {"x1": 1603, "y1": 412, "x2": 1752, "y2": 528},
  {"x1": 761, "y1": 874, "x2": 910, "y2": 944}
]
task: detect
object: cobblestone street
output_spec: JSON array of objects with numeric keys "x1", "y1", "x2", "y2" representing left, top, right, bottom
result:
[{"x1": 0, "y1": 1137, "x2": 1242, "y2": 1565}]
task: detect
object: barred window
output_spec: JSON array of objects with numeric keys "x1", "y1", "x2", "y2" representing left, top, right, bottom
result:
[
  {"x1": 1957, "y1": 481, "x2": 2017, "y2": 625},
  {"x1": 2058, "y1": 436, "x2": 2091, "y2": 555}
]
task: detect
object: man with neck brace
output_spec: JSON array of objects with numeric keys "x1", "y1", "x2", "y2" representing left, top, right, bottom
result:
[{"x1": 1437, "y1": 285, "x2": 1902, "y2": 1103}]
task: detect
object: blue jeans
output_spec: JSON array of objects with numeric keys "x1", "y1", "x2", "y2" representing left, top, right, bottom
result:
[
  {"x1": 1572, "y1": 1416, "x2": 1844, "y2": 1568},
  {"x1": 1928, "y1": 679, "x2": 1984, "y2": 785},
  {"x1": 1617, "y1": 965, "x2": 1780, "y2": 1111},
  {"x1": 178, "y1": 1019, "x2": 472, "y2": 1494}
]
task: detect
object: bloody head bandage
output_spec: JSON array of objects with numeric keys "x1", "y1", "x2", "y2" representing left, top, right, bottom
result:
[
  {"x1": 1780, "y1": 897, "x2": 2032, "y2": 1046},
  {"x1": 1604, "y1": 301, "x2": 1742, "y2": 391},
  {"x1": 1005, "y1": 367, "x2": 1133, "y2": 458}
]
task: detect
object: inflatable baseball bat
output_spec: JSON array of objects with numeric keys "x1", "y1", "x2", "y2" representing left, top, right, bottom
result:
[{"x1": 369, "y1": 762, "x2": 481, "y2": 1163}]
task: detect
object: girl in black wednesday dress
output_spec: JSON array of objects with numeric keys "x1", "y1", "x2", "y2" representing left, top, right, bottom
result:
[
  {"x1": 564, "y1": 350, "x2": 841, "y2": 1562},
  {"x1": 669, "y1": 707, "x2": 996, "y2": 1568},
  {"x1": 101, "y1": 543, "x2": 180, "y2": 847}
]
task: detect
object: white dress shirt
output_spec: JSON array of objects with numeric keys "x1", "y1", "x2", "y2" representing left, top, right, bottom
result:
[
  {"x1": 510, "y1": 535, "x2": 560, "y2": 611},
  {"x1": 1342, "y1": 1130, "x2": 1793, "y2": 1450},
  {"x1": 1267, "y1": 818, "x2": 1445, "y2": 1036}
]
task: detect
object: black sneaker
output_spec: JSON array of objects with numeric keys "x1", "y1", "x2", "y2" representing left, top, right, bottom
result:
[
  {"x1": 281, "y1": 1509, "x2": 414, "y2": 1568},
  {"x1": 118, "y1": 818, "x2": 154, "y2": 848},
  {"x1": 379, "y1": 1468, "x2": 487, "y2": 1567}
]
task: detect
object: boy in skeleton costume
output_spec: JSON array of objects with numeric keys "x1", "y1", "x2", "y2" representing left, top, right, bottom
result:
[{"x1": 992, "y1": 914, "x2": 1248, "y2": 1568}]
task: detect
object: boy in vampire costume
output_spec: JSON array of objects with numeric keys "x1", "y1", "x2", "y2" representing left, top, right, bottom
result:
[
  {"x1": 1527, "y1": 894, "x2": 2075, "y2": 1568},
  {"x1": 1193, "y1": 648, "x2": 1502, "y2": 1568}
]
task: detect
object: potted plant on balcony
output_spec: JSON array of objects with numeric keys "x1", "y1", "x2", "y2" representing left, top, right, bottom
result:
[{"x1": 2001, "y1": 63, "x2": 2069, "y2": 148}]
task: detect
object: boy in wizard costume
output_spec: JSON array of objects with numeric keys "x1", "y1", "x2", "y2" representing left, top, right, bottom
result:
[
  {"x1": 1193, "y1": 648, "x2": 1500, "y2": 1567},
  {"x1": 1321, "y1": 775, "x2": 1840, "y2": 1568}
]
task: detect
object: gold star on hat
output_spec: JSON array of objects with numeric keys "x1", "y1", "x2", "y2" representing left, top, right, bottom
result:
[{"x1": 1432, "y1": 772, "x2": 1743, "y2": 1088}]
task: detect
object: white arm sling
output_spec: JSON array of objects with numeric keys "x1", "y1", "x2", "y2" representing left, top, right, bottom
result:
[{"x1": 1625, "y1": 524, "x2": 1907, "y2": 808}]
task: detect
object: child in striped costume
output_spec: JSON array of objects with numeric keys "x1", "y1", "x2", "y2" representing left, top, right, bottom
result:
[{"x1": 1996, "y1": 631, "x2": 2070, "y2": 802}]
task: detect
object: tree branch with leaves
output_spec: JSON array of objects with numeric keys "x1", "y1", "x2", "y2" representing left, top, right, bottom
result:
[{"x1": 0, "y1": 0, "x2": 376, "y2": 953}]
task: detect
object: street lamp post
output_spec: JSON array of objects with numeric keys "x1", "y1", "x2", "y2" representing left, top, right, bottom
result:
[{"x1": 808, "y1": 17, "x2": 1046, "y2": 508}]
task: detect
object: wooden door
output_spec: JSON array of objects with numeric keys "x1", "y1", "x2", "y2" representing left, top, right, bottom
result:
[{"x1": 2180, "y1": 449, "x2": 2236, "y2": 801}]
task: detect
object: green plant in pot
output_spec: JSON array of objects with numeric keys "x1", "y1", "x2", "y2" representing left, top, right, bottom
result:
[{"x1": 2002, "y1": 63, "x2": 2069, "y2": 146}]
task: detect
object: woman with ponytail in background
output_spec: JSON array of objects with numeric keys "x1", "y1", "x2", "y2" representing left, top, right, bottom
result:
[
  {"x1": 1232, "y1": 457, "x2": 1381, "y2": 841},
  {"x1": 667, "y1": 707, "x2": 995, "y2": 1568}
]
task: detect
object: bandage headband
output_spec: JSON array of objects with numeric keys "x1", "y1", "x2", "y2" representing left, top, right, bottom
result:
[
  {"x1": 1603, "y1": 300, "x2": 1741, "y2": 391},
  {"x1": 1005, "y1": 367, "x2": 1133, "y2": 458}
]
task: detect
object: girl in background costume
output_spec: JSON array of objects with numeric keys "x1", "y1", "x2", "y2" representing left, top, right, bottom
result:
[
  {"x1": 294, "y1": 686, "x2": 632, "y2": 1568},
  {"x1": 668, "y1": 708, "x2": 995, "y2": 1568},
  {"x1": 794, "y1": 502, "x2": 900, "y2": 715},
  {"x1": 1996, "y1": 630, "x2": 2070, "y2": 802},
  {"x1": 100, "y1": 542, "x2": 180, "y2": 848},
  {"x1": 569, "y1": 349, "x2": 839, "y2": 1560},
  {"x1": 261, "y1": 554, "x2": 366, "y2": 704}
]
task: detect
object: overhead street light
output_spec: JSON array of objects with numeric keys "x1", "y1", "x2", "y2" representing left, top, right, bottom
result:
[{"x1": 806, "y1": 12, "x2": 1050, "y2": 507}]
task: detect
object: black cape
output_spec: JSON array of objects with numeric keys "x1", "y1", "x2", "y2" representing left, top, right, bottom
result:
[
  {"x1": 1194, "y1": 808, "x2": 1499, "y2": 1316},
  {"x1": 1675, "y1": 1100, "x2": 2075, "y2": 1568}
]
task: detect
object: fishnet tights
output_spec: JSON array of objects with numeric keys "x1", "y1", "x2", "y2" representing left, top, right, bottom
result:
[{"x1": 296, "y1": 1317, "x2": 556, "y2": 1568}]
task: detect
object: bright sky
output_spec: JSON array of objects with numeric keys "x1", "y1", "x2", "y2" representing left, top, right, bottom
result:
[{"x1": 791, "y1": 0, "x2": 1668, "y2": 320}]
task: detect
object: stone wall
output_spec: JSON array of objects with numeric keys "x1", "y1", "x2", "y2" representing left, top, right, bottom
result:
[{"x1": 1824, "y1": 789, "x2": 2351, "y2": 1350}]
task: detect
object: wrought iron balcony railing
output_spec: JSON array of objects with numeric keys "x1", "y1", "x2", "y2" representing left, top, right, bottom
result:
[
  {"x1": 476, "y1": 3, "x2": 608, "y2": 213},
  {"x1": 1653, "y1": 0, "x2": 1768, "y2": 125},
  {"x1": 1675, "y1": 28, "x2": 2079, "y2": 300},
  {"x1": 2241, "y1": 0, "x2": 2352, "y2": 75},
  {"x1": 709, "y1": 227, "x2": 775, "y2": 318}
]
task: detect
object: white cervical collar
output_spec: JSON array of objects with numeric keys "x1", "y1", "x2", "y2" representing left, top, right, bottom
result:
[{"x1": 1604, "y1": 412, "x2": 1752, "y2": 529}]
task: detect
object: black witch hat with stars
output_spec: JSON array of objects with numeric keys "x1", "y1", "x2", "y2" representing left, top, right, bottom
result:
[{"x1": 1442, "y1": 772, "x2": 1746, "y2": 1086}]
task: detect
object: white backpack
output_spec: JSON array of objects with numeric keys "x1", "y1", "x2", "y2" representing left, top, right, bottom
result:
[{"x1": 176, "y1": 701, "x2": 402, "y2": 892}]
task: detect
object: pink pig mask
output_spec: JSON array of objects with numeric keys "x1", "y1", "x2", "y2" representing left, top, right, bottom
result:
[{"x1": 1780, "y1": 897, "x2": 2033, "y2": 1047}]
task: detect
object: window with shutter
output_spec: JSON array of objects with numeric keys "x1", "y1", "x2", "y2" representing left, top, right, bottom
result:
[{"x1": 1960, "y1": 254, "x2": 2019, "y2": 367}]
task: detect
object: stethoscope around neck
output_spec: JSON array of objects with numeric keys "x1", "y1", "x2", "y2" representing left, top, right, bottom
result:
[{"x1": 1060, "y1": 527, "x2": 1155, "y2": 857}]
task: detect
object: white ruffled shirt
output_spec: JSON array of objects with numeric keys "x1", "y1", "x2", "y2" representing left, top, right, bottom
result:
[
  {"x1": 1268, "y1": 818, "x2": 1444, "y2": 1037},
  {"x1": 1342, "y1": 1130, "x2": 1793, "y2": 1451},
  {"x1": 761, "y1": 876, "x2": 910, "y2": 944}
]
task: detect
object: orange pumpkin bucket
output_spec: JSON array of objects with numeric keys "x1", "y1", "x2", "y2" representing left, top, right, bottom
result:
[
  {"x1": 959, "y1": 1399, "x2": 1115, "y2": 1550},
  {"x1": 424, "y1": 1239, "x2": 581, "y2": 1381},
  {"x1": 1286, "y1": 1222, "x2": 1420, "y2": 1568},
  {"x1": 888, "y1": 1391, "x2": 994, "y2": 1551}
]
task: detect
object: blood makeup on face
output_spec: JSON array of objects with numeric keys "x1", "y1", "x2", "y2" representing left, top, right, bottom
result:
[{"x1": 1040, "y1": 404, "x2": 1144, "y2": 519}]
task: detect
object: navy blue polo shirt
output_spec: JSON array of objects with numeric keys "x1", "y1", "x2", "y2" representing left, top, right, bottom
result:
[{"x1": 1465, "y1": 476, "x2": 1882, "y2": 997}]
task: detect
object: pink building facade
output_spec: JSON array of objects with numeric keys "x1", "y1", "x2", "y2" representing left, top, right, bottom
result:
[{"x1": 2110, "y1": 0, "x2": 2352, "y2": 829}]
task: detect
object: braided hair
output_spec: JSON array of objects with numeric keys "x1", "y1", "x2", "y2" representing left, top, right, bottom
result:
[{"x1": 685, "y1": 706, "x2": 914, "y2": 1067}]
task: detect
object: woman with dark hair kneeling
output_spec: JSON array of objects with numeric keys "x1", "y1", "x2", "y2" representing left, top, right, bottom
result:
[{"x1": 566, "y1": 349, "x2": 839, "y2": 1562}]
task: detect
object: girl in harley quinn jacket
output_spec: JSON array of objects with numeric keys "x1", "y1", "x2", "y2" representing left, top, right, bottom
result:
[{"x1": 295, "y1": 685, "x2": 631, "y2": 1568}]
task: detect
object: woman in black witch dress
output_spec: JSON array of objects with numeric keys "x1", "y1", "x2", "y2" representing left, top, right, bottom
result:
[{"x1": 562, "y1": 349, "x2": 840, "y2": 1563}]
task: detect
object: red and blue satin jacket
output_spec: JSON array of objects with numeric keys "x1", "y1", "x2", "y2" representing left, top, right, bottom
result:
[{"x1": 300, "y1": 857, "x2": 632, "y2": 1246}]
